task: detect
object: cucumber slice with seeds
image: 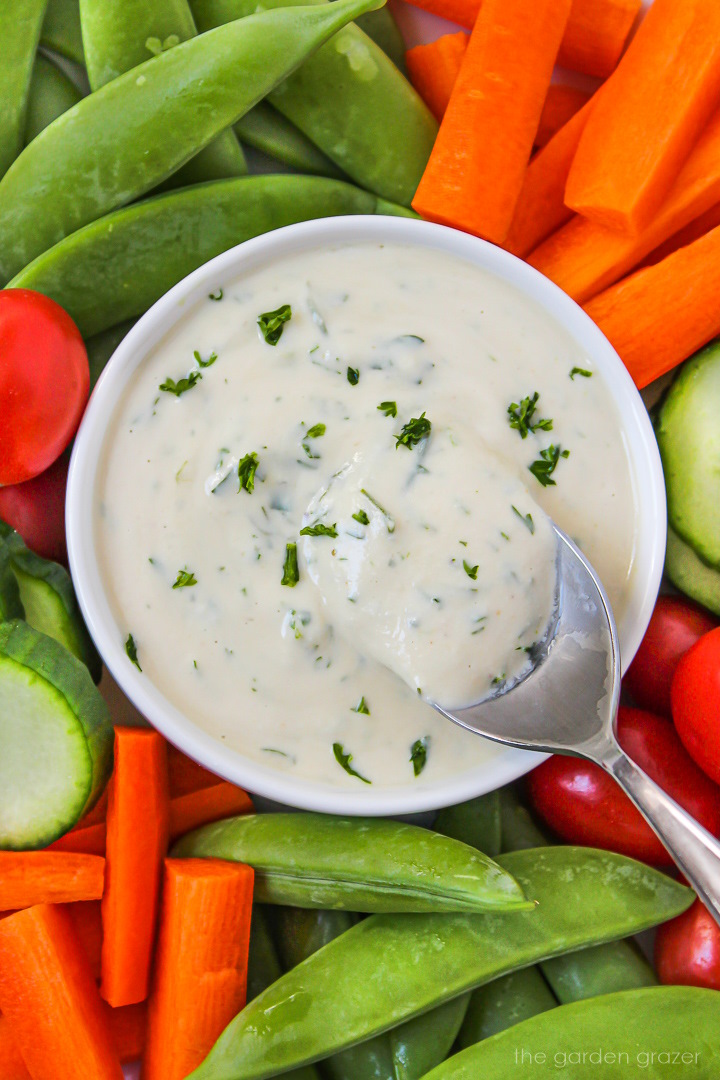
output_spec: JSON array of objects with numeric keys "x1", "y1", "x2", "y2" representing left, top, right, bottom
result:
[{"x1": 0, "y1": 619, "x2": 113, "y2": 849}]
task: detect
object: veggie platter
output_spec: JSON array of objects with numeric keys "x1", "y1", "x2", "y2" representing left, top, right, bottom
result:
[{"x1": 1, "y1": 0, "x2": 720, "y2": 1077}]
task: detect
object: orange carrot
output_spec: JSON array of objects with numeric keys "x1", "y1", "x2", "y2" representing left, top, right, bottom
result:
[
  {"x1": 0, "y1": 852, "x2": 104, "y2": 908},
  {"x1": 0, "y1": 1013, "x2": 30, "y2": 1080},
  {"x1": 0, "y1": 905, "x2": 123, "y2": 1079},
  {"x1": 639, "y1": 201, "x2": 720, "y2": 269},
  {"x1": 142, "y1": 858, "x2": 254, "y2": 1080},
  {"x1": 535, "y1": 85, "x2": 592, "y2": 148},
  {"x1": 583, "y1": 223, "x2": 720, "y2": 388},
  {"x1": 100, "y1": 727, "x2": 169, "y2": 1007},
  {"x1": 530, "y1": 107, "x2": 720, "y2": 302},
  {"x1": 169, "y1": 781, "x2": 254, "y2": 842},
  {"x1": 49, "y1": 821, "x2": 106, "y2": 855},
  {"x1": 167, "y1": 743, "x2": 219, "y2": 797},
  {"x1": 65, "y1": 900, "x2": 103, "y2": 980},
  {"x1": 413, "y1": 0, "x2": 572, "y2": 243},
  {"x1": 406, "y1": 33, "x2": 468, "y2": 123},
  {"x1": 566, "y1": 0, "x2": 720, "y2": 234},
  {"x1": 403, "y1": 0, "x2": 638, "y2": 78},
  {"x1": 504, "y1": 98, "x2": 594, "y2": 257}
]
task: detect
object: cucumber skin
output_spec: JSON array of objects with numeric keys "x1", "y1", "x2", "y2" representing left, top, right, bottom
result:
[
  {"x1": 0, "y1": 539, "x2": 24, "y2": 621},
  {"x1": 666, "y1": 527, "x2": 720, "y2": 617},
  {"x1": 0, "y1": 618, "x2": 113, "y2": 846}
]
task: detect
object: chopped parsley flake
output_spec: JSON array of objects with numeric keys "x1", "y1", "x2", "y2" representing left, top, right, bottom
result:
[
  {"x1": 511, "y1": 506, "x2": 535, "y2": 534},
  {"x1": 305, "y1": 422, "x2": 326, "y2": 439},
  {"x1": 529, "y1": 444, "x2": 570, "y2": 487},
  {"x1": 347, "y1": 366, "x2": 360, "y2": 385},
  {"x1": 194, "y1": 349, "x2": 217, "y2": 368},
  {"x1": 395, "y1": 412, "x2": 431, "y2": 450},
  {"x1": 463, "y1": 560, "x2": 479, "y2": 580},
  {"x1": 281, "y1": 543, "x2": 299, "y2": 587},
  {"x1": 361, "y1": 489, "x2": 396, "y2": 533},
  {"x1": 258, "y1": 304, "x2": 292, "y2": 346},
  {"x1": 208, "y1": 288, "x2": 223, "y2": 301},
  {"x1": 410, "y1": 736, "x2": 429, "y2": 777},
  {"x1": 172, "y1": 568, "x2": 197, "y2": 589},
  {"x1": 333, "y1": 743, "x2": 371, "y2": 783},
  {"x1": 300, "y1": 522, "x2": 338, "y2": 537},
  {"x1": 125, "y1": 634, "x2": 141, "y2": 671},
  {"x1": 159, "y1": 371, "x2": 201, "y2": 396},
  {"x1": 353, "y1": 696, "x2": 370, "y2": 715},
  {"x1": 507, "y1": 392, "x2": 553, "y2": 439},
  {"x1": 352, "y1": 510, "x2": 370, "y2": 525},
  {"x1": 378, "y1": 400, "x2": 398, "y2": 418},
  {"x1": 570, "y1": 367, "x2": 593, "y2": 380},
  {"x1": 238, "y1": 452, "x2": 259, "y2": 494}
]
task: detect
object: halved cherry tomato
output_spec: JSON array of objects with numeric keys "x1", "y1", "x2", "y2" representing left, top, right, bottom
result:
[
  {"x1": 0, "y1": 290, "x2": 88, "y2": 485},
  {"x1": 624, "y1": 596, "x2": 717, "y2": 717},
  {"x1": 655, "y1": 898, "x2": 720, "y2": 990},
  {"x1": 0, "y1": 453, "x2": 69, "y2": 563},
  {"x1": 671, "y1": 627, "x2": 720, "y2": 786},
  {"x1": 526, "y1": 706, "x2": 720, "y2": 866}
]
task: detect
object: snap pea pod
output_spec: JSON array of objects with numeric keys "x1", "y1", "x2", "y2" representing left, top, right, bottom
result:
[
  {"x1": 456, "y1": 969, "x2": 557, "y2": 1049},
  {"x1": 421, "y1": 987, "x2": 720, "y2": 1079},
  {"x1": 0, "y1": 0, "x2": 385, "y2": 284},
  {"x1": 235, "y1": 102, "x2": 345, "y2": 178},
  {"x1": 25, "y1": 54, "x2": 82, "y2": 145},
  {"x1": 85, "y1": 320, "x2": 137, "y2": 391},
  {"x1": 434, "y1": 792, "x2": 501, "y2": 856},
  {"x1": 78, "y1": 0, "x2": 247, "y2": 181},
  {"x1": 7, "y1": 175, "x2": 395, "y2": 339},
  {"x1": 498, "y1": 785, "x2": 548, "y2": 852},
  {"x1": 390, "y1": 996, "x2": 471, "y2": 1080},
  {"x1": 187, "y1": 848, "x2": 691, "y2": 1080},
  {"x1": 172, "y1": 813, "x2": 532, "y2": 913},
  {"x1": 352, "y1": 6, "x2": 406, "y2": 73},
  {"x1": 40, "y1": 0, "x2": 84, "y2": 63},
  {"x1": 0, "y1": 0, "x2": 48, "y2": 180},
  {"x1": 191, "y1": 0, "x2": 437, "y2": 205}
]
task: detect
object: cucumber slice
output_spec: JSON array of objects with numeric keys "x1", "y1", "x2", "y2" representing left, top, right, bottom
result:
[
  {"x1": 0, "y1": 539, "x2": 24, "y2": 621},
  {"x1": 1, "y1": 522, "x2": 102, "y2": 682},
  {"x1": 666, "y1": 527, "x2": 720, "y2": 617},
  {"x1": 656, "y1": 340, "x2": 720, "y2": 568},
  {"x1": 0, "y1": 619, "x2": 113, "y2": 849}
]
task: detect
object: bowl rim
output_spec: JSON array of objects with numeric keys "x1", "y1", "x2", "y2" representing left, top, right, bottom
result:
[{"x1": 67, "y1": 214, "x2": 666, "y2": 816}]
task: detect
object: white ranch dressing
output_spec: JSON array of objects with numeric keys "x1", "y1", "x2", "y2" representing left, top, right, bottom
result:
[{"x1": 95, "y1": 242, "x2": 638, "y2": 789}]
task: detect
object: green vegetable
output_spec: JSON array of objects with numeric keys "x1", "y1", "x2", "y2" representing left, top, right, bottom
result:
[
  {"x1": 352, "y1": 697, "x2": 370, "y2": 714},
  {"x1": 258, "y1": 304, "x2": 292, "y2": 345},
  {"x1": 125, "y1": 633, "x2": 141, "y2": 671},
  {"x1": 172, "y1": 812, "x2": 532, "y2": 913},
  {"x1": 40, "y1": 0, "x2": 85, "y2": 64},
  {"x1": 391, "y1": 995, "x2": 471, "y2": 1080},
  {"x1": 0, "y1": 0, "x2": 387, "y2": 283},
  {"x1": 395, "y1": 412, "x2": 431, "y2": 450},
  {"x1": 352, "y1": 4, "x2": 406, "y2": 73},
  {"x1": 0, "y1": 540, "x2": 24, "y2": 623},
  {"x1": 457, "y1": 968, "x2": 557, "y2": 1048},
  {"x1": 378, "y1": 400, "x2": 397, "y2": 417},
  {"x1": 0, "y1": 0, "x2": 48, "y2": 180},
  {"x1": 172, "y1": 568, "x2": 197, "y2": 589},
  {"x1": 237, "y1": 452, "x2": 259, "y2": 494},
  {"x1": 434, "y1": 791, "x2": 501, "y2": 856},
  {"x1": 281, "y1": 543, "x2": 299, "y2": 587},
  {"x1": 8, "y1": 176, "x2": 405, "y2": 339},
  {"x1": 409, "y1": 737, "x2": 428, "y2": 776},
  {"x1": 421, "y1": 988, "x2": 720, "y2": 1078},
  {"x1": 187, "y1": 848, "x2": 690, "y2": 1080},
  {"x1": 300, "y1": 523, "x2": 338, "y2": 537},
  {"x1": 333, "y1": 743, "x2": 371, "y2": 784},
  {"x1": 305, "y1": 423, "x2": 326, "y2": 438},
  {"x1": 570, "y1": 366, "x2": 592, "y2": 379},
  {"x1": 511, "y1": 506, "x2": 535, "y2": 534},
  {"x1": 159, "y1": 371, "x2": 202, "y2": 396},
  {"x1": 541, "y1": 939, "x2": 656, "y2": 1003},
  {"x1": 507, "y1": 392, "x2": 553, "y2": 439},
  {"x1": 352, "y1": 510, "x2": 370, "y2": 525},
  {"x1": 25, "y1": 55, "x2": 83, "y2": 146},
  {"x1": 665, "y1": 526, "x2": 720, "y2": 616},
  {"x1": 194, "y1": 350, "x2": 217, "y2": 368},
  {"x1": 346, "y1": 366, "x2": 360, "y2": 385},
  {"x1": 463, "y1": 560, "x2": 479, "y2": 580},
  {"x1": 235, "y1": 101, "x2": 345, "y2": 178},
  {"x1": 498, "y1": 785, "x2": 547, "y2": 852},
  {"x1": 529, "y1": 444, "x2": 570, "y2": 487},
  {"x1": 0, "y1": 618, "x2": 113, "y2": 850}
]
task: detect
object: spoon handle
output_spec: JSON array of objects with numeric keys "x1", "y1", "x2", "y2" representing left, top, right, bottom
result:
[{"x1": 601, "y1": 746, "x2": 720, "y2": 925}]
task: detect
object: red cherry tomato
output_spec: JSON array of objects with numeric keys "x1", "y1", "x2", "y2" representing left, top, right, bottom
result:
[
  {"x1": 526, "y1": 706, "x2": 720, "y2": 866},
  {"x1": 0, "y1": 453, "x2": 69, "y2": 563},
  {"x1": 0, "y1": 290, "x2": 88, "y2": 485},
  {"x1": 655, "y1": 898, "x2": 720, "y2": 990},
  {"x1": 671, "y1": 627, "x2": 720, "y2": 786},
  {"x1": 623, "y1": 596, "x2": 717, "y2": 717}
]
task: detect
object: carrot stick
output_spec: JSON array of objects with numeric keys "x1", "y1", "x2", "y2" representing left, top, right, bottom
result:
[
  {"x1": 639, "y1": 201, "x2": 720, "y2": 269},
  {"x1": 406, "y1": 33, "x2": 468, "y2": 123},
  {"x1": 530, "y1": 107, "x2": 720, "y2": 302},
  {"x1": 536, "y1": 85, "x2": 592, "y2": 148},
  {"x1": 167, "y1": 743, "x2": 219, "y2": 797},
  {"x1": 64, "y1": 899, "x2": 103, "y2": 980},
  {"x1": 0, "y1": 905, "x2": 123, "y2": 1079},
  {"x1": 583, "y1": 223, "x2": 720, "y2": 388},
  {"x1": 566, "y1": 0, "x2": 720, "y2": 234},
  {"x1": 412, "y1": 0, "x2": 572, "y2": 243},
  {"x1": 0, "y1": 1013, "x2": 29, "y2": 1080},
  {"x1": 100, "y1": 727, "x2": 169, "y2": 1007},
  {"x1": 403, "y1": 0, "x2": 638, "y2": 78},
  {"x1": 142, "y1": 858, "x2": 254, "y2": 1080},
  {"x1": 169, "y1": 781, "x2": 254, "y2": 842},
  {"x1": 0, "y1": 852, "x2": 104, "y2": 908},
  {"x1": 49, "y1": 821, "x2": 106, "y2": 855},
  {"x1": 504, "y1": 98, "x2": 594, "y2": 257}
]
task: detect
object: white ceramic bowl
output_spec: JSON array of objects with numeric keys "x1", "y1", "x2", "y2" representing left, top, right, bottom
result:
[{"x1": 67, "y1": 215, "x2": 666, "y2": 816}]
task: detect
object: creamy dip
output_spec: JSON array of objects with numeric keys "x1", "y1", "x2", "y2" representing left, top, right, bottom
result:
[{"x1": 96, "y1": 241, "x2": 638, "y2": 789}]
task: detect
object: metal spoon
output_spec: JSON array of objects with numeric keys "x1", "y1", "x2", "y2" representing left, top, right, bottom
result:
[{"x1": 433, "y1": 525, "x2": 720, "y2": 925}]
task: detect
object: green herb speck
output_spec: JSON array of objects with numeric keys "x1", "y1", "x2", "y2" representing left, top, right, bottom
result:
[
  {"x1": 125, "y1": 634, "x2": 141, "y2": 671},
  {"x1": 333, "y1": 743, "x2": 371, "y2": 783},
  {"x1": 258, "y1": 304, "x2": 292, "y2": 346}
]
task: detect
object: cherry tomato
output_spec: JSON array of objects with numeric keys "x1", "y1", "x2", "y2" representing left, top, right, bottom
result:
[
  {"x1": 671, "y1": 627, "x2": 720, "y2": 786},
  {"x1": 655, "y1": 898, "x2": 720, "y2": 990},
  {"x1": 526, "y1": 706, "x2": 720, "y2": 866},
  {"x1": 0, "y1": 453, "x2": 69, "y2": 563},
  {"x1": 623, "y1": 596, "x2": 716, "y2": 717},
  {"x1": 0, "y1": 290, "x2": 88, "y2": 485}
]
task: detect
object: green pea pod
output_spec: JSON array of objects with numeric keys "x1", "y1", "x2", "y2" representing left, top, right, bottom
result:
[
  {"x1": 457, "y1": 969, "x2": 557, "y2": 1049},
  {"x1": 191, "y1": 0, "x2": 436, "y2": 205},
  {"x1": 0, "y1": 0, "x2": 385, "y2": 284},
  {"x1": 187, "y1": 848, "x2": 691, "y2": 1080},
  {"x1": 540, "y1": 939, "x2": 657, "y2": 1003},
  {"x1": 421, "y1": 987, "x2": 720, "y2": 1079},
  {"x1": 391, "y1": 995, "x2": 471, "y2": 1080},
  {"x1": 172, "y1": 813, "x2": 533, "y2": 913},
  {"x1": 434, "y1": 792, "x2": 501, "y2": 856},
  {"x1": 41, "y1": 0, "x2": 84, "y2": 63},
  {"x1": 85, "y1": 320, "x2": 137, "y2": 391},
  {"x1": 353, "y1": 7, "x2": 406, "y2": 73},
  {"x1": 499, "y1": 785, "x2": 549, "y2": 852},
  {"x1": 0, "y1": 0, "x2": 48, "y2": 180},
  {"x1": 235, "y1": 102, "x2": 345, "y2": 178},
  {"x1": 25, "y1": 54, "x2": 83, "y2": 145},
  {"x1": 78, "y1": 0, "x2": 247, "y2": 181},
  {"x1": 7, "y1": 175, "x2": 395, "y2": 339}
]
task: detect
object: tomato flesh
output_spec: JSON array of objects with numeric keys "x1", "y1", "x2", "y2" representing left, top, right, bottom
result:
[
  {"x1": 671, "y1": 627, "x2": 720, "y2": 786},
  {"x1": 655, "y1": 898, "x2": 720, "y2": 990},
  {"x1": 0, "y1": 453, "x2": 69, "y2": 563}
]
